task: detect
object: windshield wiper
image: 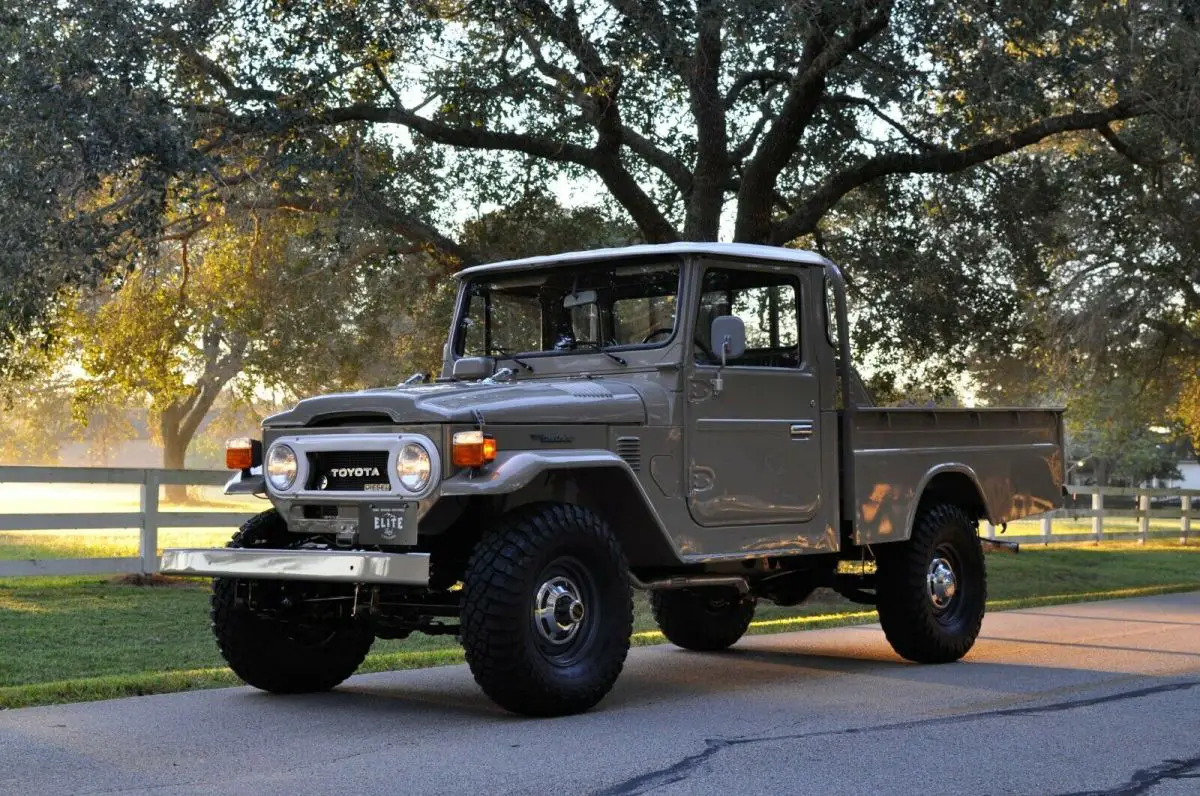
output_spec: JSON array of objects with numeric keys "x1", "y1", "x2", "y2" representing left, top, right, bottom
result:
[
  {"x1": 487, "y1": 346, "x2": 534, "y2": 372},
  {"x1": 570, "y1": 341, "x2": 627, "y2": 366}
]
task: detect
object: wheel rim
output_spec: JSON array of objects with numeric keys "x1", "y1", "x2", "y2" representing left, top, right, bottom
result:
[
  {"x1": 533, "y1": 575, "x2": 586, "y2": 645},
  {"x1": 529, "y1": 556, "x2": 598, "y2": 665},
  {"x1": 926, "y1": 549, "x2": 960, "y2": 617}
]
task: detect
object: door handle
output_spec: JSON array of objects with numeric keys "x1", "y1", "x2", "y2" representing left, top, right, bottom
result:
[{"x1": 790, "y1": 421, "x2": 814, "y2": 440}]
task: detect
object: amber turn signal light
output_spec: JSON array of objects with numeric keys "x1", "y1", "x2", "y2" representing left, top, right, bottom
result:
[
  {"x1": 226, "y1": 438, "x2": 262, "y2": 471},
  {"x1": 452, "y1": 430, "x2": 497, "y2": 468}
]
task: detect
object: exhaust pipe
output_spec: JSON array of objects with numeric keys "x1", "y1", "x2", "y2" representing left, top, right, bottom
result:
[
  {"x1": 981, "y1": 537, "x2": 1020, "y2": 554},
  {"x1": 628, "y1": 573, "x2": 750, "y2": 594}
]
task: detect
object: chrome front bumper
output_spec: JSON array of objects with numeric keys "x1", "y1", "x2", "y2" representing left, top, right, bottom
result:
[{"x1": 159, "y1": 548, "x2": 430, "y2": 585}]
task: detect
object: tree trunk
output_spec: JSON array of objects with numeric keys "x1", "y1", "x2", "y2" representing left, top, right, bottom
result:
[{"x1": 161, "y1": 420, "x2": 190, "y2": 504}]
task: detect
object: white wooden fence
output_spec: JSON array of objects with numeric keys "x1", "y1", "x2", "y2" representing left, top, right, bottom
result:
[
  {"x1": 985, "y1": 485, "x2": 1198, "y2": 546},
  {"x1": 0, "y1": 466, "x2": 256, "y2": 578},
  {"x1": 0, "y1": 468, "x2": 1196, "y2": 579}
]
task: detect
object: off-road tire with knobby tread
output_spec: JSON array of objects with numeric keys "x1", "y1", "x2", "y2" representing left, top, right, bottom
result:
[
  {"x1": 651, "y1": 587, "x2": 756, "y2": 651},
  {"x1": 875, "y1": 502, "x2": 986, "y2": 663},
  {"x1": 210, "y1": 509, "x2": 374, "y2": 694},
  {"x1": 460, "y1": 502, "x2": 633, "y2": 717}
]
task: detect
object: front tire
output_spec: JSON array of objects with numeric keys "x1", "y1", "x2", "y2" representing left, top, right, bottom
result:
[
  {"x1": 210, "y1": 510, "x2": 374, "y2": 694},
  {"x1": 460, "y1": 503, "x2": 633, "y2": 717},
  {"x1": 651, "y1": 587, "x2": 756, "y2": 651},
  {"x1": 875, "y1": 503, "x2": 986, "y2": 663}
]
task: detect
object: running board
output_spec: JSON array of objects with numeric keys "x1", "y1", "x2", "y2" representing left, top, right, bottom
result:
[{"x1": 159, "y1": 548, "x2": 431, "y2": 585}]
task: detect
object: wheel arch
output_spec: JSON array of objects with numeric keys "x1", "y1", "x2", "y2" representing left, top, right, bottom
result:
[
  {"x1": 440, "y1": 450, "x2": 683, "y2": 567},
  {"x1": 909, "y1": 465, "x2": 993, "y2": 537}
]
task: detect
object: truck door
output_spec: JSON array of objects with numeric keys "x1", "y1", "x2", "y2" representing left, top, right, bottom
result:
[{"x1": 685, "y1": 262, "x2": 823, "y2": 527}]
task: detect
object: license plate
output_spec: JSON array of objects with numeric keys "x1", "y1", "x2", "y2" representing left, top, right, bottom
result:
[{"x1": 359, "y1": 502, "x2": 417, "y2": 546}]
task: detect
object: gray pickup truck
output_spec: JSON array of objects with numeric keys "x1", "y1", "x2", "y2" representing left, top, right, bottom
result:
[{"x1": 162, "y1": 242, "x2": 1064, "y2": 716}]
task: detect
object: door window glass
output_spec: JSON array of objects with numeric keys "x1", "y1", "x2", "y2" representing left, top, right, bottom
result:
[{"x1": 697, "y1": 268, "x2": 802, "y2": 368}]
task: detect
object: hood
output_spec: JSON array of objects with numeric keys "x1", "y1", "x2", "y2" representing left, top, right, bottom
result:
[{"x1": 264, "y1": 379, "x2": 647, "y2": 427}]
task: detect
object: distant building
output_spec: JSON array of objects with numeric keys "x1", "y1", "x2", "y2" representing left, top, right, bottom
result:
[{"x1": 1148, "y1": 459, "x2": 1200, "y2": 490}]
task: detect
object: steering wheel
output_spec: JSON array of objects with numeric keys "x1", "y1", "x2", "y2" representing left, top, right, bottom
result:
[
  {"x1": 640, "y1": 327, "x2": 674, "y2": 344},
  {"x1": 641, "y1": 327, "x2": 715, "y2": 362}
]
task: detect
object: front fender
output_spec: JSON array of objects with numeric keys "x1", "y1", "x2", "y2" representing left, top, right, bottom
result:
[
  {"x1": 440, "y1": 449, "x2": 683, "y2": 566},
  {"x1": 440, "y1": 449, "x2": 633, "y2": 496}
]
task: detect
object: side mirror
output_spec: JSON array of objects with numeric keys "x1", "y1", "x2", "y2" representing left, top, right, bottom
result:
[
  {"x1": 710, "y1": 315, "x2": 746, "y2": 365},
  {"x1": 452, "y1": 356, "x2": 495, "y2": 381}
]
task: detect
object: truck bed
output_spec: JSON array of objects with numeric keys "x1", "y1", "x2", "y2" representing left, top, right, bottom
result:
[{"x1": 850, "y1": 407, "x2": 1064, "y2": 545}]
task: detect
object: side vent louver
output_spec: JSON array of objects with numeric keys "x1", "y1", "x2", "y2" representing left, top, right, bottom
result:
[{"x1": 616, "y1": 436, "x2": 642, "y2": 472}]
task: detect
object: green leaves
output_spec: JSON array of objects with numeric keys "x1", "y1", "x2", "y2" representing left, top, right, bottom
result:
[{"x1": 2, "y1": 0, "x2": 1198, "y2": 457}]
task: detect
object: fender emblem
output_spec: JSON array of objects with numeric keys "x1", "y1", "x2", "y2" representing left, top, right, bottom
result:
[{"x1": 530, "y1": 433, "x2": 574, "y2": 444}]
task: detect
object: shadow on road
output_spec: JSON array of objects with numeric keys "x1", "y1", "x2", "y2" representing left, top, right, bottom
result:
[{"x1": 265, "y1": 622, "x2": 1171, "y2": 721}]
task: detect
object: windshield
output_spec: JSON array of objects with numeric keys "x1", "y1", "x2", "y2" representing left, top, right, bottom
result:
[{"x1": 455, "y1": 259, "x2": 680, "y2": 358}]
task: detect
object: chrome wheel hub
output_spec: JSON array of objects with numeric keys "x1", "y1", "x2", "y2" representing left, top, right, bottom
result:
[
  {"x1": 927, "y1": 557, "x2": 957, "y2": 611},
  {"x1": 533, "y1": 576, "x2": 586, "y2": 645}
]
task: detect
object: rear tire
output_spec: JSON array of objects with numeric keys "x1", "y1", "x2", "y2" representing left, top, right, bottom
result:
[
  {"x1": 651, "y1": 587, "x2": 756, "y2": 651},
  {"x1": 210, "y1": 510, "x2": 374, "y2": 694},
  {"x1": 460, "y1": 503, "x2": 633, "y2": 717},
  {"x1": 875, "y1": 503, "x2": 986, "y2": 663}
]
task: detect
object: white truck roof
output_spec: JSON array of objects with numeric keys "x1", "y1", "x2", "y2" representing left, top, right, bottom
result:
[{"x1": 454, "y1": 242, "x2": 830, "y2": 278}]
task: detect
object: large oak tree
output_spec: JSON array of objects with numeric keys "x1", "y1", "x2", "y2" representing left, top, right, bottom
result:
[{"x1": 3, "y1": 0, "x2": 1198, "y2": 392}]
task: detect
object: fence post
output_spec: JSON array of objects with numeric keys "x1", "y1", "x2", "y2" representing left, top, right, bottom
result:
[
  {"x1": 1092, "y1": 491, "x2": 1104, "y2": 544},
  {"x1": 1041, "y1": 513, "x2": 1052, "y2": 545},
  {"x1": 139, "y1": 470, "x2": 160, "y2": 575},
  {"x1": 1138, "y1": 492, "x2": 1150, "y2": 545},
  {"x1": 1183, "y1": 496, "x2": 1192, "y2": 546}
]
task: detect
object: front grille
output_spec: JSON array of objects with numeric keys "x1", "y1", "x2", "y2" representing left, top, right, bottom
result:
[{"x1": 307, "y1": 451, "x2": 391, "y2": 491}]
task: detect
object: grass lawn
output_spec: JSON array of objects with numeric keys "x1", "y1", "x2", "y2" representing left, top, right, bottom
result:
[{"x1": 0, "y1": 541, "x2": 1196, "y2": 710}]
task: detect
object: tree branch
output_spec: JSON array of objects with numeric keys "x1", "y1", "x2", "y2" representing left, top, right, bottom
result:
[
  {"x1": 310, "y1": 103, "x2": 595, "y2": 165},
  {"x1": 1095, "y1": 124, "x2": 1169, "y2": 167},
  {"x1": 729, "y1": 108, "x2": 773, "y2": 165},
  {"x1": 622, "y1": 129, "x2": 694, "y2": 195},
  {"x1": 604, "y1": 0, "x2": 689, "y2": 75},
  {"x1": 159, "y1": 31, "x2": 279, "y2": 104},
  {"x1": 237, "y1": 193, "x2": 478, "y2": 267},
  {"x1": 369, "y1": 62, "x2": 403, "y2": 106},
  {"x1": 512, "y1": 0, "x2": 606, "y2": 77},
  {"x1": 736, "y1": 3, "x2": 893, "y2": 241},
  {"x1": 771, "y1": 99, "x2": 1151, "y2": 244},
  {"x1": 509, "y1": 2, "x2": 679, "y2": 241},
  {"x1": 824, "y1": 93, "x2": 940, "y2": 151},
  {"x1": 724, "y1": 69, "x2": 792, "y2": 109},
  {"x1": 516, "y1": 27, "x2": 692, "y2": 193}
]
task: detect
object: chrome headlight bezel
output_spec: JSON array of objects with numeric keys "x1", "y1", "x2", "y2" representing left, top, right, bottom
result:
[
  {"x1": 265, "y1": 443, "x2": 298, "y2": 491},
  {"x1": 396, "y1": 441, "x2": 433, "y2": 494}
]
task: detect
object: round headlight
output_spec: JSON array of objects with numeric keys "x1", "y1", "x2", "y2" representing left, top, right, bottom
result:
[
  {"x1": 265, "y1": 444, "x2": 298, "y2": 491},
  {"x1": 396, "y1": 442, "x2": 432, "y2": 493}
]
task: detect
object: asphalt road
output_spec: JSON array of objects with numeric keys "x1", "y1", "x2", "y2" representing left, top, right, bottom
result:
[{"x1": 2, "y1": 592, "x2": 1198, "y2": 796}]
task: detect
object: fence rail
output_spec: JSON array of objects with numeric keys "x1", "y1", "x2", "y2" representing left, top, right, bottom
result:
[
  {"x1": 0, "y1": 468, "x2": 1196, "y2": 579},
  {"x1": 0, "y1": 466, "x2": 256, "y2": 578},
  {"x1": 985, "y1": 484, "x2": 1198, "y2": 546}
]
